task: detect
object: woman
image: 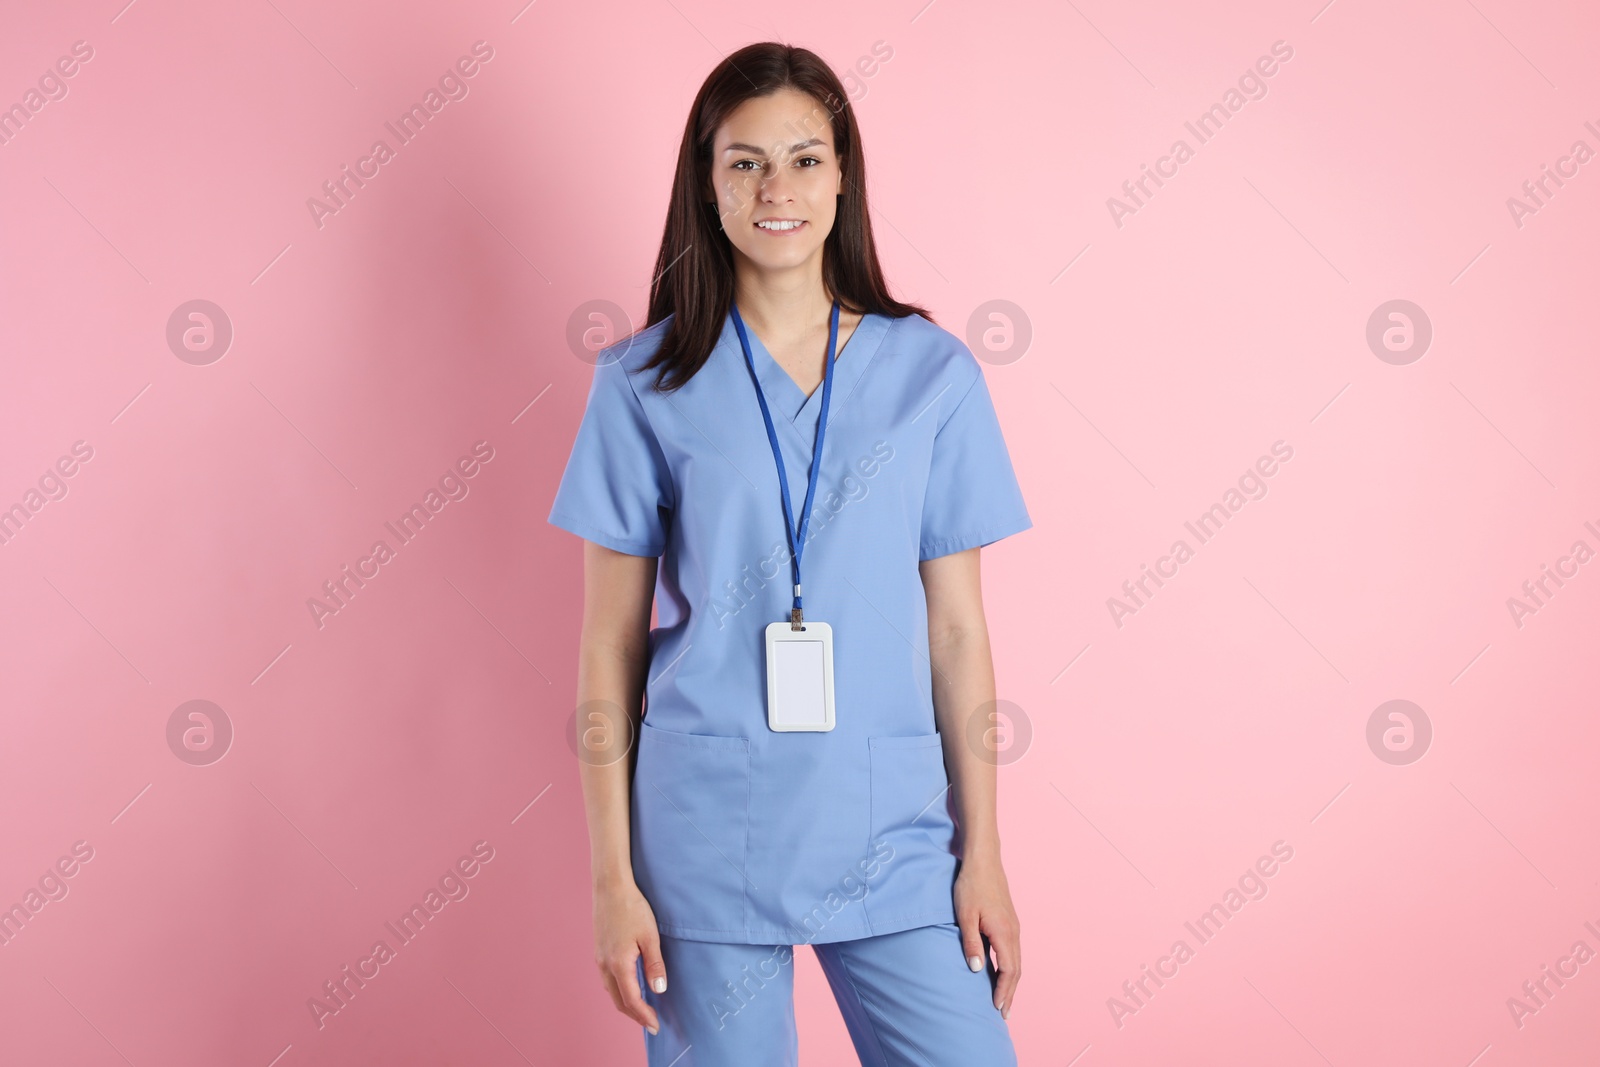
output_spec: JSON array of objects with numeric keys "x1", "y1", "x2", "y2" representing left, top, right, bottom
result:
[{"x1": 549, "y1": 42, "x2": 1030, "y2": 1066}]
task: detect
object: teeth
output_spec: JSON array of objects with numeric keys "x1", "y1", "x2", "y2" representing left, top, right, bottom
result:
[{"x1": 758, "y1": 220, "x2": 802, "y2": 231}]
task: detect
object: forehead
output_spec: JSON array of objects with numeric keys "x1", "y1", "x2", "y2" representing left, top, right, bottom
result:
[{"x1": 715, "y1": 88, "x2": 836, "y2": 152}]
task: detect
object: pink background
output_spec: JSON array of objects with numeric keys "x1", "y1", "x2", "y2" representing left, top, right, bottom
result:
[{"x1": 3, "y1": 0, "x2": 1598, "y2": 1063}]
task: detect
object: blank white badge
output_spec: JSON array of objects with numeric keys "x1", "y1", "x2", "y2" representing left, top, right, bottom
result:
[{"x1": 764, "y1": 621, "x2": 835, "y2": 732}]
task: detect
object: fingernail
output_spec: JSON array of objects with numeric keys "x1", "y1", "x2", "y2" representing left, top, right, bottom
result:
[
  {"x1": 647, "y1": 1023, "x2": 659, "y2": 1036},
  {"x1": 652, "y1": 976, "x2": 667, "y2": 993},
  {"x1": 968, "y1": 954, "x2": 983, "y2": 972},
  {"x1": 1002, "y1": 1001, "x2": 1010, "y2": 1020}
]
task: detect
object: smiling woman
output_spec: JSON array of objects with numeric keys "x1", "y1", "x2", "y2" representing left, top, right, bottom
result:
[
  {"x1": 547, "y1": 41, "x2": 1031, "y2": 1067},
  {"x1": 635, "y1": 51, "x2": 922, "y2": 394}
]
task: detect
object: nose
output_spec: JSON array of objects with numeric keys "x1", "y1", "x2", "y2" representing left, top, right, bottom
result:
[
  {"x1": 759, "y1": 182, "x2": 795, "y2": 210},
  {"x1": 758, "y1": 160, "x2": 795, "y2": 202}
]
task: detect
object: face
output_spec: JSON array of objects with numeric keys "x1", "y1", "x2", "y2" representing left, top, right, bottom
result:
[{"x1": 708, "y1": 88, "x2": 843, "y2": 277}]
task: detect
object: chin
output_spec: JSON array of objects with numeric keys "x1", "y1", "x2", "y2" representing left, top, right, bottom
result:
[{"x1": 740, "y1": 245, "x2": 820, "y2": 272}]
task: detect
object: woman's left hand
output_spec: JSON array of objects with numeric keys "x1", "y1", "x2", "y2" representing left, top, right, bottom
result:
[{"x1": 952, "y1": 848, "x2": 1021, "y2": 1019}]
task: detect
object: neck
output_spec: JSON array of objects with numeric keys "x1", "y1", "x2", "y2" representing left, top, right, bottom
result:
[{"x1": 732, "y1": 258, "x2": 834, "y2": 342}]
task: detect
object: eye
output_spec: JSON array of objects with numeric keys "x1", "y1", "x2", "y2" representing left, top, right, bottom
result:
[
  {"x1": 732, "y1": 158, "x2": 762, "y2": 171},
  {"x1": 795, "y1": 155, "x2": 823, "y2": 168}
]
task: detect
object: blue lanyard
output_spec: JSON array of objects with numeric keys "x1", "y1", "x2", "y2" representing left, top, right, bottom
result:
[{"x1": 730, "y1": 298, "x2": 839, "y2": 630}]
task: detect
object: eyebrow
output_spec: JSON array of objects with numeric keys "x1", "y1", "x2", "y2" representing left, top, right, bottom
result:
[{"x1": 722, "y1": 138, "x2": 827, "y2": 155}]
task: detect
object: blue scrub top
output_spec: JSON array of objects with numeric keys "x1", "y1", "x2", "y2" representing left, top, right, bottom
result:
[{"x1": 548, "y1": 307, "x2": 1032, "y2": 945}]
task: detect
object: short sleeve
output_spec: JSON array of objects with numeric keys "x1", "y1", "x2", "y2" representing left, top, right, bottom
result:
[
  {"x1": 919, "y1": 368, "x2": 1032, "y2": 561},
  {"x1": 547, "y1": 360, "x2": 674, "y2": 557}
]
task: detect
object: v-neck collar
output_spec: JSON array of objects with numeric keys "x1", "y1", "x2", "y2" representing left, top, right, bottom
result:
[{"x1": 720, "y1": 308, "x2": 889, "y2": 428}]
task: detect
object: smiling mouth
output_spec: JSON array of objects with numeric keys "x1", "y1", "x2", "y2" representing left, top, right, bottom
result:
[{"x1": 755, "y1": 219, "x2": 806, "y2": 232}]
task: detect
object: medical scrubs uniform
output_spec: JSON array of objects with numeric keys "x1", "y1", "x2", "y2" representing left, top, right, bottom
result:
[{"x1": 548, "y1": 307, "x2": 1031, "y2": 1065}]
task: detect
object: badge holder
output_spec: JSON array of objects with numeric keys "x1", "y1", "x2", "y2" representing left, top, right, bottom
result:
[
  {"x1": 732, "y1": 298, "x2": 843, "y2": 735},
  {"x1": 764, "y1": 620, "x2": 835, "y2": 732}
]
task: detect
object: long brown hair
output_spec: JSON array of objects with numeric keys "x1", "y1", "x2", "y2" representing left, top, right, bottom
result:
[{"x1": 634, "y1": 42, "x2": 930, "y2": 393}]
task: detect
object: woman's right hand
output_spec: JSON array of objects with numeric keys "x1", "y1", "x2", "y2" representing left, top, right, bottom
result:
[{"x1": 594, "y1": 877, "x2": 667, "y2": 1035}]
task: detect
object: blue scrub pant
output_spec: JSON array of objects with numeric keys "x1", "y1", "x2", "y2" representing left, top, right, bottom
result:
[{"x1": 635, "y1": 922, "x2": 1017, "y2": 1066}]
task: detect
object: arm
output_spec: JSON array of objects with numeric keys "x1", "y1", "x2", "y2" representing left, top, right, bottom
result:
[
  {"x1": 577, "y1": 539, "x2": 667, "y2": 1034},
  {"x1": 921, "y1": 546, "x2": 1022, "y2": 1020}
]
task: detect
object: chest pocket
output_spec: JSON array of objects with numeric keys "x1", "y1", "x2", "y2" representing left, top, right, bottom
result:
[
  {"x1": 867, "y1": 733, "x2": 958, "y2": 874},
  {"x1": 632, "y1": 721, "x2": 752, "y2": 939}
]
